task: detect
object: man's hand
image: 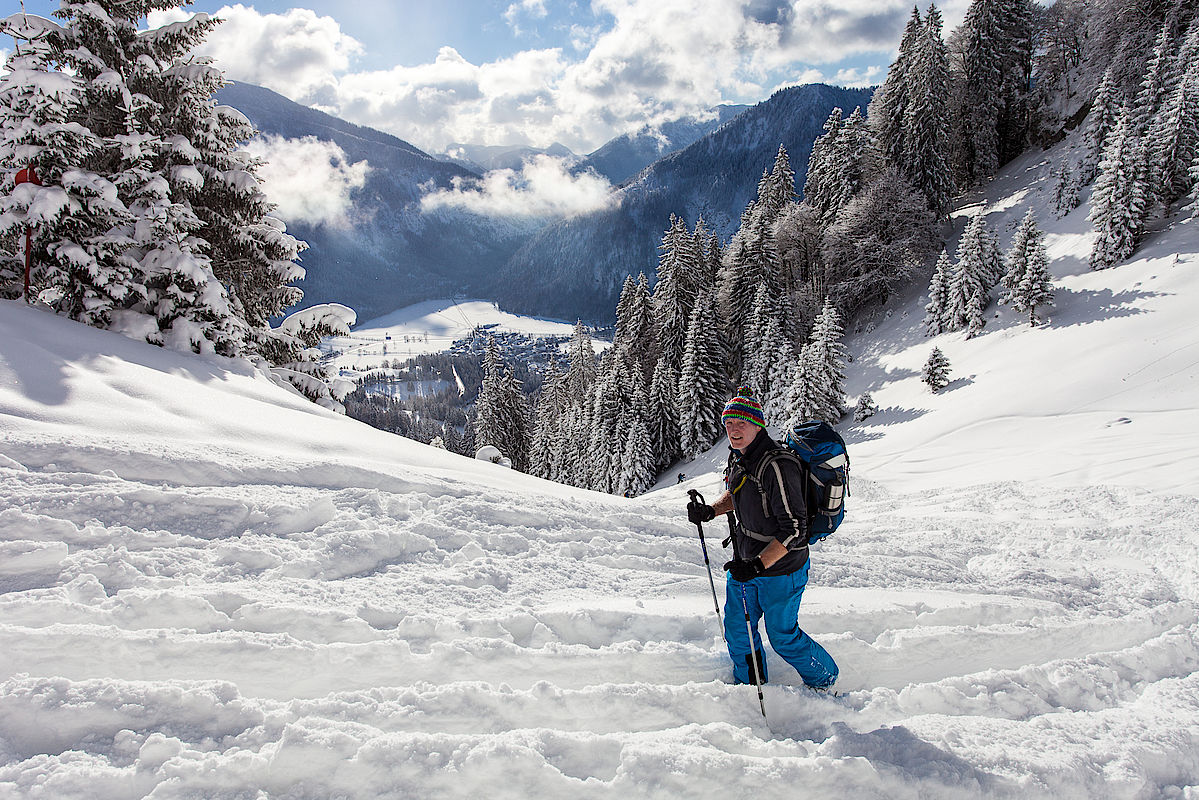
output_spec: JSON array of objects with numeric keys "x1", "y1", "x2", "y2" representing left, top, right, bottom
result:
[
  {"x1": 687, "y1": 503, "x2": 716, "y2": 525},
  {"x1": 724, "y1": 557, "x2": 764, "y2": 582}
]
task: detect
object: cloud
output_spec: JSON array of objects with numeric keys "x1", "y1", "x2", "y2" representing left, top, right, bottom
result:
[
  {"x1": 242, "y1": 135, "x2": 369, "y2": 228},
  {"x1": 148, "y1": 1, "x2": 965, "y2": 154},
  {"x1": 831, "y1": 65, "x2": 886, "y2": 87},
  {"x1": 505, "y1": 0, "x2": 548, "y2": 30},
  {"x1": 420, "y1": 156, "x2": 615, "y2": 218},
  {"x1": 148, "y1": 4, "x2": 363, "y2": 104}
]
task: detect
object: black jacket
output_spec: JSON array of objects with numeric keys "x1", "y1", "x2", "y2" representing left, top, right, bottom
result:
[{"x1": 725, "y1": 431, "x2": 809, "y2": 576}]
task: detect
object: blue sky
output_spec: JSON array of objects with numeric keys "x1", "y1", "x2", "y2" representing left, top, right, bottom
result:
[{"x1": 10, "y1": 1, "x2": 971, "y2": 155}]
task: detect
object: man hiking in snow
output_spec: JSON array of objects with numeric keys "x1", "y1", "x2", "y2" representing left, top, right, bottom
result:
[{"x1": 687, "y1": 388, "x2": 839, "y2": 691}]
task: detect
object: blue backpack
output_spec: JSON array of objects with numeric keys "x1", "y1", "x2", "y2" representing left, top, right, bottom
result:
[{"x1": 752, "y1": 421, "x2": 850, "y2": 543}]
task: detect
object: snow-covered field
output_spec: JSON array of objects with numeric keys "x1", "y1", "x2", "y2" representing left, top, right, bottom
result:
[
  {"x1": 2, "y1": 138, "x2": 1199, "y2": 798},
  {"x1": 325, "y1": 298, "x2": 597, "y2": 373}
]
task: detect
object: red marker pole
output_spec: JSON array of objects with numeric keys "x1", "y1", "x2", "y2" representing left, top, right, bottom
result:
[{"x1": 14, "y1": 165, "x2": 41, "y2": 303}]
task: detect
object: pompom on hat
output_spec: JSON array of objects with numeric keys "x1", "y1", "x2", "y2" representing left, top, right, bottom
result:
[{"x1": 721, "y1": 386, "x2": 766, "y2": 429}]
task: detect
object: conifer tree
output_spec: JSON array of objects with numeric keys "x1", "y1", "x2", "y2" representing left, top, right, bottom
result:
[
  {"x1": 648, "y1": 356, "x2": 681, "y2": 472},
  {"x1": 566, "y1": 320, "x2": 597, "y2": 401},
  {"x1": 0, "y1": 13, "x2": 134, "y2": 318},
  {"x1": 1134, "y1": 23, "x2": 1177, "y2": 135},
  {"x1": 871, "y1": 7, "x2": 922, "y2": 170},
  {"x1": 1049, "y1": 160, "x2": 1081, "y2": 218},
  {"x1": 760, "y1": 145, "x2": 796, "y2": 218},
  {"x1": 901, "y1": 3, "x2": 954, "y2": 216},
  {"x1": 783, "y1": 342, "x2": 820, "y2": 428},
  {"x1": 805, "y1": 298, "x2": 848, "y2": 424},
  {"x1": 677, "y1": 290, "x2": 725, "y2": 458},
  {"x1": 948, "y1": 215, "x2": 1001, "y2": 337},
  {"x1": 1149, "y1": 77, "x2": 1199, "y2": 205},
  {"x1": 619, "y1": 416, "x2": 654, "y2": 497},
  {"x1": 741, "y1": 282, "x2": 773, "y2": 394},
  {"x1": 652, "y1": 215, "x2": 693, "y2": 376},
  {"x1": 953, "y1": 0, "x2": 1034, "y2": 185},
  {"x1": 923, "y1": 249, "x2": 954, "y2": 335},
  {"x1": 1001, "y1": 209, "x2": 1053, "y2": 326},
  {"x1": 1089, "y1": 115, "x2": 1151, "y2": 270},
  {"x1": 528, "y1": 364, "x2": 563, "y2": 479},
  {"x1": 1, "y1": 2, "x2": 311, "y2": 378},
  {"x1": 1081, "y1": 69, "x2": 1122, "y2": 182},
  {"x1": 922, "y1": 347, "x2": 951, "y2": 392},
  {"x1": 853, "y1": 392, "x2": 879, "y2": 422},
  {"x1": 474, "y1": 337, "x2": 506, "y2": 455},
  {"x1": 764, "y1": 335, "x2": 797, "y2": 427}
]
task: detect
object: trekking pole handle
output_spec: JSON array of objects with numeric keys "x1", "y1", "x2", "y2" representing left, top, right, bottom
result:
[{"x1": 687, "y1": 489, "x2": 725, "y2": 642}]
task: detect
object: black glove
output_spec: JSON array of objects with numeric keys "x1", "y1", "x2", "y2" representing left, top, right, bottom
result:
[
  {"x1": 724, "y1": 557, "x2": 765, "y2": 582},
  {"x1": 687, "y1": 503, "x2": 716, "y2": 524}
]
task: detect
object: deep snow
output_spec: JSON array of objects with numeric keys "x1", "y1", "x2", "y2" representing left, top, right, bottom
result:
[{"x1": 2, "y1": 134, "x2": 1199, "y2": 799}]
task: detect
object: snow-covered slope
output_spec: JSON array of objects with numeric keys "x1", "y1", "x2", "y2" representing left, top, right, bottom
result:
[
  {"x1": 2, "y1": 134, "x2": 1199, "y2": 798},
  {"x1": 842, "y1": 145, "x2": 1199, "y2": 495},
  {"x1": 327, "y1": 298, "x2": 602, "y2": 372}
]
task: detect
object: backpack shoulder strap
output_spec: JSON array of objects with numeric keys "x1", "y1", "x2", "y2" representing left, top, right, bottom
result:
[{"x1": 747, "y1": 447, "x2": 806, "y2": 519}]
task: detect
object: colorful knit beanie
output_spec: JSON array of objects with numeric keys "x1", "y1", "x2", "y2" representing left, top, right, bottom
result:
[{"x1": 721, "y1": 386, "x2": 766, "y2": 429}]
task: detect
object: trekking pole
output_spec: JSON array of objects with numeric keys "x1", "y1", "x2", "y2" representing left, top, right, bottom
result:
[
  {"x1": 739, "y1": 583, "x2": 767, "y2": 718},
  {"x1": 686, "y1": 489, "x2": 725, "y2": 642}
]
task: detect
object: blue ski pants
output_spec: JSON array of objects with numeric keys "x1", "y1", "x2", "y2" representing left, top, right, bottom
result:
[{"x1": 723, "y1": 563, "x2": 838, "y2": 688}]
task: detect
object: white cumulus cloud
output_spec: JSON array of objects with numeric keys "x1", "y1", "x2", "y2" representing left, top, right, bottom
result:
[
  {"x1": 144, "y1": 0, "x2": 975, "y2": 154},
  {"x1": 420, "y1": 156, "x2": 615, "y2": 218},
  {"x1": 243, "y1": 135, "x2": 369, "y2": 228},
  {"x1": 148, "y1": 4, "x2": 363, "y2": 105}
]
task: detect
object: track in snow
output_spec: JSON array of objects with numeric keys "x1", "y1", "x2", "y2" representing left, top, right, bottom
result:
[{"x1": 2, "y1": 455, "x2": 1198, "y2": 799}]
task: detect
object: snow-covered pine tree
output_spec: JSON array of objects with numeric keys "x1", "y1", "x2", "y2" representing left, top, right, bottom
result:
[
  {"x1": 1134, "y1": 23, "x2": 1178, "y2": 135},
  {"x1": 870, "y1": 7, "x2": 922, "y2": 171},
  {"x1": 923, "y1": 249, "x2": 954, "y2": 335},
  {"x1": 953, "y1": 0, "x2": 1034, "y2": 185},
  {"x1": 0, "y1": 12, "x2": 134, "y2": 319},
  {"x1": 954, "y1": 0, "x2": 1004, "y2": 185},
  {"x1": 804, "y1": 297, "x2": 848, "y2": 424},
  {"x1": 922, "y1": 347, "x2": 951, "y2": 392},
  {"x1": 948, "y1": 215, "x2": 1000, "y2": 337},
  {"x1": 647, "y1": 356, "x2": 681, "y2": 472},
  {"x1": 1001, "y1": 209, "x2": 1053, "y2": 325},
  {"x1": 151, "y1": 47, "x2": 305, "y2": 352},
  {"x1": 1081, "y1": 69, "x2": 1123, "y2": 182},
  {"x1": 676, "y1": 289, "x2": 726, "y2": 459},
  {"x1": 783, "y1": 341, "x2": 820, "y2": 429},
  {"x1": 50, "y1": 0, "x2": 245, "y2": 355},
  {"x1": 267, "y1": 303, "x2": 356, "y2": 412},
  {"x1": 528, "y1": 363, "x2": 563, "y2": 479},
  {"x1": 901, "y1": 3, "x2": 954, "y2": 217},
  {"x1": 619, "y1": 416, "x2": 654, "y2": 497},
  {"x1": 652, "y1": 215, "x2": 693, "y2": 377},
  {"x1": 1089, "y1": 114, "x2": 1151, "y2": 270},
  {"x1": 566, "y1": 320, "x2": 597, "y2": 401},
  {"x1": 853, "y1": 392, "x2": 879, "y2": 422},
  {"x1": 717, "y1": 204, "x2": 780, "y2": 381},
  {"x1": 615, "y1": 365, "x2": 652, "y2": 496},
  {"x1": 760, "y1": 144, "x2": 796, "y2": 219},
  {"x1": 474, "y1": 336, "x2": 506, "y2": 455},
  {"x1": 803, "y1": 108, "x2": 846, "y2": 224},
  {"x1": 1149, "y1": 76, "x2": 1199, "y2": 205},
  {"x1": 741, "y1": 282, "x2": 773, "y2": 398},
  {"x1": 1049, "y1": 159, "x2": 1081, "y2": 218},
  {"x1": 763, "y1": 334, "x2": 797, "y2": 427}
]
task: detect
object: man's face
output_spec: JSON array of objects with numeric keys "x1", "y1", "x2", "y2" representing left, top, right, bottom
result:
[{"x1": 724, "y1": 418, "x2": 761, "y2": 452}]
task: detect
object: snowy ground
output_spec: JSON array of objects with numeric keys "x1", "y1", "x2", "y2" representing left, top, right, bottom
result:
[
  {"x1": 2, "y1": 136, "x2": 1199, "y2": 798},
  {"x1": 325, "y1": 298, "x2": 600, "y2": 373}
]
